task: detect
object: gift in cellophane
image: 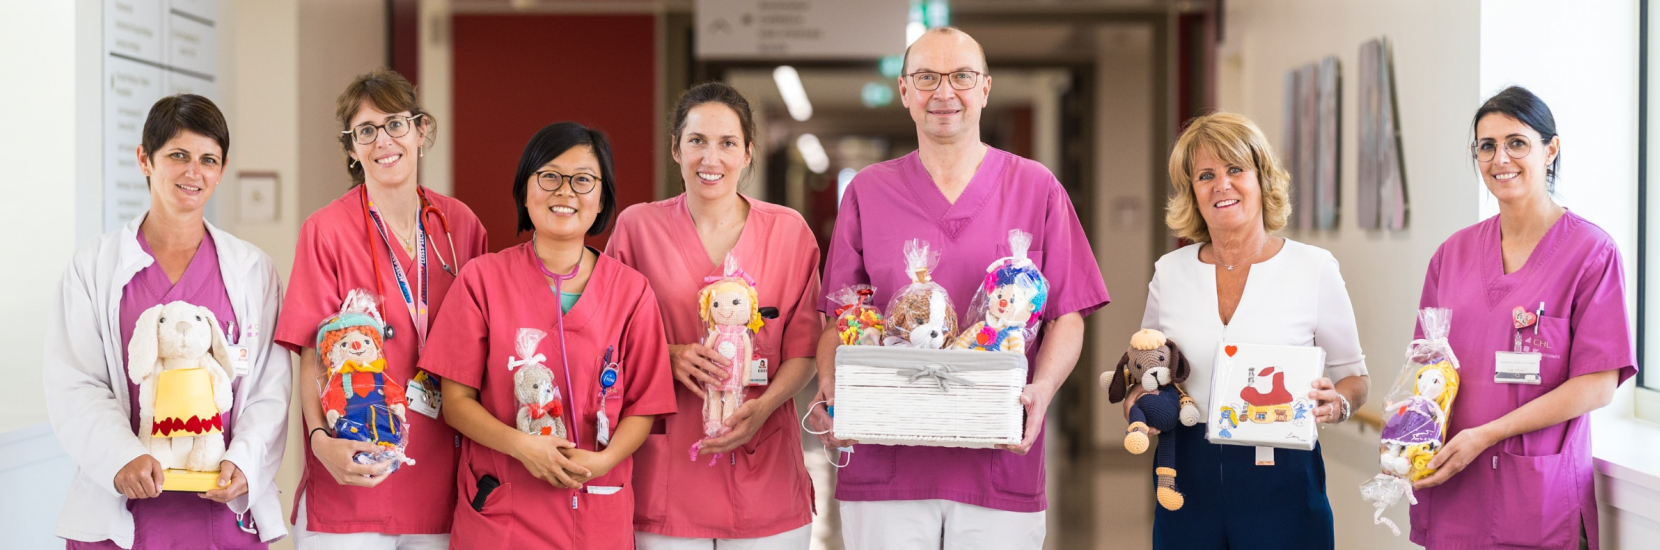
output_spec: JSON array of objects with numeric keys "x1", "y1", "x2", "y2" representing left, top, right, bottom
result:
[
  {"x1": 882, "y1": 239, "x2": 958, "y2": 349},
  {"x1": 1360, "y1": 307, "x2": 1460, "y2": 535},
  {"x1": 829, "y1": 284, "x2": 884, "y2": 346},
  {"x1": 507, "y1": 328, "x2": 567, "y2": 440},
  {"x1": 952, "y1": 229, "x2": 1048, "y2": 354},
  {"x1": 691, "y1": 256, "x2": 766, "y2": 463},
  {"x1": 315, "y1": 289, "x2": 415, "y2": 473}
]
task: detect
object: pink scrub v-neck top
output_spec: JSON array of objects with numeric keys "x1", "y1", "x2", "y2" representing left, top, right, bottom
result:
[
  {"x1": 273, "y1": 186, "x2": 488, "y2": 534},
  {"x1": 819, "y1": 147, "x2": 1110, "y2": 512},
  {"x1": 604, "y1": 196, "x2": 823, "y2": 541},
  {"x1": 606, "y1": 194, "x2": 824, "y2": 539},
  {"x1": 420, "y1": 244, "x2": 677, "y2": 549},
  {"x1": 1412, "y1": 211, "x2": 1636, "y2": 550}
]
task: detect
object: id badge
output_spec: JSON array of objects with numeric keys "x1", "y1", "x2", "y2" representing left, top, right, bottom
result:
[
  {"x1": 226, "y1": 345, "x2": 251, "y2": 377},
  {"x1": 407, "y1": 371, "x2": 443, "y2": 418},
  {"x1": 1494, "y1": 351, "x2": 1543, "y2": 385},
  {"x1": 748, "y1": 358, "x2": 769, "y2": 386}
]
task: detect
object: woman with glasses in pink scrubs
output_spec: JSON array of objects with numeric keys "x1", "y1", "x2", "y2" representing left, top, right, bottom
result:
[
  {"x1": 607, "y1": 82, "x2": 822, "y2": 549},
  {"x1": 1410, "y1": 86, "x2": 1636, "y2": 550}
]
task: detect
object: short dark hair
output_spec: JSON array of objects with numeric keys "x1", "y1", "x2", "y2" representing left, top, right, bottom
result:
[
  {"x1": 671, "y1": 82, "x2": 757, "y2": 152},
  {"x1": 141, "y1": 94, "x2": 230, "y2": 165},
  {"x1": 512, "y1": 122, "x2": 618, "y2": 236},
  {"x1": 1472, "y1": 85, "x2": 1561, "y2": 191},
  {"x1": 336, "y1": 68, "x2": 434, "y2": 185}
]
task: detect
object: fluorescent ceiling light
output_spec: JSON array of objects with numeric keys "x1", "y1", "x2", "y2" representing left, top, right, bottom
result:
[
  {"x1": 797, "y1": 133, "x2": 830, "y2": 174},
  {"x1": 773, "y1": 66, "x2": 813, "y2": 122}
]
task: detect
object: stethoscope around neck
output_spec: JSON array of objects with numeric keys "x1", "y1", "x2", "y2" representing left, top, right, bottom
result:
[
  {"x1": 534, "y1": 235, "x2": 587, "y2": 447},
  {"x1": 360, "y1": 184, "x2": 462, "y2": 340}
]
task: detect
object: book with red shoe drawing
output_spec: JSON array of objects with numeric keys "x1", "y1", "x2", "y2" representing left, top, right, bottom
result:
[{"x1": 1205, "y1": 342, "x2": 1326, "y2": 450}]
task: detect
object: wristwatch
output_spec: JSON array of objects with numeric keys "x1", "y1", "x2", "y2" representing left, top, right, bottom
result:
[{"x1": 1336, "y1": 394, "x2": 1352, "y2": 423}]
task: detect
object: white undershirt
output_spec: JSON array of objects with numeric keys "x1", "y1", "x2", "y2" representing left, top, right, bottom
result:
[{"x1": 1140, "y1": 239, "x2": 1368, "y2": 412}]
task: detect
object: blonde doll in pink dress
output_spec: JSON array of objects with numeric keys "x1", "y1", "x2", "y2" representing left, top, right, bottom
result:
[{"x1": 692, "y1": 258, "x2": 765, "y2": 461}]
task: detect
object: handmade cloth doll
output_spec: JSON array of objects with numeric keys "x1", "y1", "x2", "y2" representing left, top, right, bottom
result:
[
  {"x1": 1360, "y1": 307, "x2": 1461, "y2": 536},
  {"x1": 953, "y1": 229, "x2": 1049, "y2": 353},
  {"x1": 691, "y1": 257, "x2": 765, "y2": 462},
  {"x1": 317, "y1": 289, "x2": 413, "y2": 470},
  {"x1": 508, "y1": 328, "x2": 567, "y2": 439},
  {"x1": 883, "y1": 239, "x2": 958, "y2": 348},
  {"x1": 830, "y1": 285, "x2": 884, "y2": 346},
  {"x1": 128, "y1": 301, "x2": 236, "y2": 489},
  {"x1": 1101, "y1": 329, "x2": 1201, "y2": 511}
]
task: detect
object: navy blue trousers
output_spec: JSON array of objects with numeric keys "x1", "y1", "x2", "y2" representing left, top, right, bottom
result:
[{"x1": 1151, "y1": 423, "x2": 1335, "y2": 550}]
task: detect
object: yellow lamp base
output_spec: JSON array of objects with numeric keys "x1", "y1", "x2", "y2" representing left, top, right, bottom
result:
[{"x1": 162, "y1": 469, "x2": 220, "y2": 492}]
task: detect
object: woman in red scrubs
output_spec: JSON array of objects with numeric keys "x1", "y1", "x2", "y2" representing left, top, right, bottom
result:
[
  {"x1": 422, "y1": 122, "x2": 677, "y2": 549},
  {"x1": 608, "y1": 82, "x2": 822, "y2": 549},
  {"x1": 274, "y1": 69, "x2": 487, "y2": 547}
]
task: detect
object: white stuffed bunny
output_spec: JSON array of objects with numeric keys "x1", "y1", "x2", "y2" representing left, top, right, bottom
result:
[{"x1": 127, "y1": 301, "x2": 236, "y2": 473}]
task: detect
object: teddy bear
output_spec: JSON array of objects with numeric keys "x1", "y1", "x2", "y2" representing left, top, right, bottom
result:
[
  {"x1": 128, "y1": 301, "x2": 236, "y2": 476},
  {"x1": 1102, "y1": 329, "x2": 1201, "y2": 510},
  {"x1": 507, "y1": 328, "x2": 567, "y2": 439}
]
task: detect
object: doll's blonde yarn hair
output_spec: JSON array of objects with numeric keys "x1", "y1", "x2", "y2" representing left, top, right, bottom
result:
[
  {"x1": 1416, "y1": 360, "x2": 1460, "y2": 412},
  {"x1": 698, "y1": 279, "x2": 764, "y2": 333}
]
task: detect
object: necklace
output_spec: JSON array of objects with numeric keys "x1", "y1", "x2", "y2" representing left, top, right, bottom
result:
[{"x1": 1214, "y1": 237, "x2": 1268, "y2": 271}]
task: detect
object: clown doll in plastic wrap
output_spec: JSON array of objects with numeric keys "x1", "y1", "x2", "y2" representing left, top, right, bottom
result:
[
  {"x1": 317, "y1": 289, "x2": 414, "y2": 471},
  {"x1": 953, "y1": 229, "x2": 1049, "y2": 353},
  {"x1": 692, "y1": 257, "x2": 765, "y2": 460}
]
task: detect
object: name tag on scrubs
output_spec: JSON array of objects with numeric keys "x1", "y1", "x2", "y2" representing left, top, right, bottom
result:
[
  {"x1": 407, "y1": 371, "x2": 443, "y2": 418},
  {"x1": 1495, "y1": 352, "x2": 1543, "y2": 385},
  {"x1": 748, "y1": 358, "x2": 769, "y2": 386},
  {"x1": 227, "y1": 345, "x2": 251, "y2": 377},
  {"x1": 584, "y1": 485, "x2": 623, "y2": 495}
]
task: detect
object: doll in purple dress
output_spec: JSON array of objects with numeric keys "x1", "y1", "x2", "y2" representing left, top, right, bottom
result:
[{"x1": 1379, "y1": 360, "x2": 1459, "y2": 480}]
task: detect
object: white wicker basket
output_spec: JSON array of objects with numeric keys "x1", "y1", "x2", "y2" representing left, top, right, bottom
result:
[{"x1": 833, "y1": 346, "x2": 1028, "y2": 448}]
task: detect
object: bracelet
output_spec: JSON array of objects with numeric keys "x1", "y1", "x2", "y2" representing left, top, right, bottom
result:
[
  {"x1": 309, "y1": 426, "x2": 330, "y2": 443},
  {"x1": 1336, "y1": 394, "x2": 1352, "y2": 423}
]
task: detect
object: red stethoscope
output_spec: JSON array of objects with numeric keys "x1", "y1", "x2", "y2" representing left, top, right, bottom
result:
[{"x1": 360, "y1": 185, "x2": 461, "y2": 342}]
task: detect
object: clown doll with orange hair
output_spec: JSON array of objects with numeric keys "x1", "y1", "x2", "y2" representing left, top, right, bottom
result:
[
  {"x1": 317, "y1": 289, "x2": 414, "y2": 471},
  {"x1": 690, "y1": 257, "x2": 765, "y2": 461}
]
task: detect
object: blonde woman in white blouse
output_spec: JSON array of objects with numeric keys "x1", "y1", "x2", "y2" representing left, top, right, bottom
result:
[{"x1": 1130, "y1": 112, "x2": 1370, "y2": 550}]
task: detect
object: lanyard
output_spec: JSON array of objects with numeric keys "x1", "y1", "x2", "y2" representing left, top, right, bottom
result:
[{"x1": 367, "y1": 197, "x2": 430, "y2": 352}]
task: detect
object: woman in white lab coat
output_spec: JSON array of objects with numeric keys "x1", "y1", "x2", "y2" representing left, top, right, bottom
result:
[{"x1": 42, "y1": 94, "x2": 291, "y2": 549}]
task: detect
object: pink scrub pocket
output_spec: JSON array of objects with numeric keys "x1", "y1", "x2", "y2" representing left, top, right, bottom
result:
[
  {"x1": 1490, "y1": 450, "x2": 1578, "y2": 547},
  {"x1": 837, "y1": 445, "x2": 896, "y2": 485}
]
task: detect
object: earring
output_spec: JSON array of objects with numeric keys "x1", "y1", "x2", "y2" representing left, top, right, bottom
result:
[
  {"x1": 349, "y1": 159, "x2": 358, "y2": 168},
  {"x1": 419, "y1": 148, "x2": 425, "y2": 158}
]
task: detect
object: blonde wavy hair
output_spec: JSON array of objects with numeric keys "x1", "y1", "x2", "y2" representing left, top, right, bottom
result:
[{"x1": 1166, "y1": 112, "x2": 1291, "y2": 242}]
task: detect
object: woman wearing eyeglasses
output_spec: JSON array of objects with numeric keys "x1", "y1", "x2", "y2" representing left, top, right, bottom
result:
[
  {"x1": 420, "y1": 121, "x2": 676, "y2": 549},
  {"x1": 273, "y1": 68, "x2": 487, "y2": 548},
  {"x1": 605, "y1": 83, "x2": 822, "y2": 549},
  {"x1": 1408, "y1": 86, "x2": 1634, "y2": 549}
]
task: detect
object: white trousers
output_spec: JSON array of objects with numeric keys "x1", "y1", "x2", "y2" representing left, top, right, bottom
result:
[
  {"x1": 634, "y1": 524, "x2": 813, "y2": 550},
  {"x1": 292, "y1": 496, "x2": 450, "y2": 550},
  {"x1": 839, "y1": 499, "x2": 1046, "y2": 550}
]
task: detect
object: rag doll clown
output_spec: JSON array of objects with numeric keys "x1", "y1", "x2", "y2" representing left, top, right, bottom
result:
[
  {"x1": 317, "y1": 296, "x2": 411, "y2": 468},
  {"x1": 953, "y1": 229, "x2": 1049, "y2": 353}
]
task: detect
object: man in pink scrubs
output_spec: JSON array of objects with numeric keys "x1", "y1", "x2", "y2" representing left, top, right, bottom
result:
[{"x1": 813, "y1": 27, "x2": 1109, "y2": 549}]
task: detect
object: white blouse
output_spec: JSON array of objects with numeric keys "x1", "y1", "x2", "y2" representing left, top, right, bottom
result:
[{"x1": 1140, "y1": 238, "x2": 1367, "y2": 412}]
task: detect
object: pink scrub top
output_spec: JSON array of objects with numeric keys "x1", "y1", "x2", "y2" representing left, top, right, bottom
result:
[
  {"x1": 605, "y1": 195, "x2": 823, "y2": 539},
  {"x1": 273, "y1": 187, "x2": 487, "y2": 535},
  {"x1": 818, "y1": 147, "x2": 1110, "y2": 512},
  {"x1": 71, "y1": 230, "x2": 263, "y2": 550},
  {"x1": 1412, "y1": 211, "x2": 1636, "y2": 550},
  {"x1": 420, "y1": 244, "x2": 677, "y2": 549}
]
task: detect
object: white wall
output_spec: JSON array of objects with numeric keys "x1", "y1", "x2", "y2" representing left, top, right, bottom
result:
[{"x1": 1221, "y1": 0, "x2": 1641, "y2": 548}]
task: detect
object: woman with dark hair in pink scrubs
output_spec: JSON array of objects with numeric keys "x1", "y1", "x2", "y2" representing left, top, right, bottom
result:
[
  {"x1": 1410, "y1": 86, "x2": 1636, "y2": 550},
  {"x1": 609, "y1": 82, "x2": 822, "y2": 549}
]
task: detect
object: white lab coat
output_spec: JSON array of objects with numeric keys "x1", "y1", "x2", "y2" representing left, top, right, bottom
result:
[{"x1": 43, "y1": 212, "x2": 292, "y2": 547}]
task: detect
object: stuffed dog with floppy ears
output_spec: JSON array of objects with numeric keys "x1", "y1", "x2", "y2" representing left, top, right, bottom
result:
[
  {"x1": 1101, "y1": 329, "x2": 1201, "y2": 511},
  {"x1": 127, "y1": 301, "x2": 236, "y2": 473}
]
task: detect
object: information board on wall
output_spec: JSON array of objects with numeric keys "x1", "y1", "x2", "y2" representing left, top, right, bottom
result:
[
  {"x1": 103, "y1": 0, "x2": 219, "y2": 231},
  {"x1": 695, "y1": 0, "x2": 907, "y2": 60}
]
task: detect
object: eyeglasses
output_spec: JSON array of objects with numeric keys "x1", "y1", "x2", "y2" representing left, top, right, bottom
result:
[
  {"x1": 905, "y1": 70, "x2": 984, "y2": 91},
  {"x1": 1471, "y1": 135, "x2": 1546, "y2": 162},
  {"x1": 535, "y1": 170, "x2": 600, "y2": 194},
  {"x1": 342, "y1": 114, "x2": 423, "y2": 145}
]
